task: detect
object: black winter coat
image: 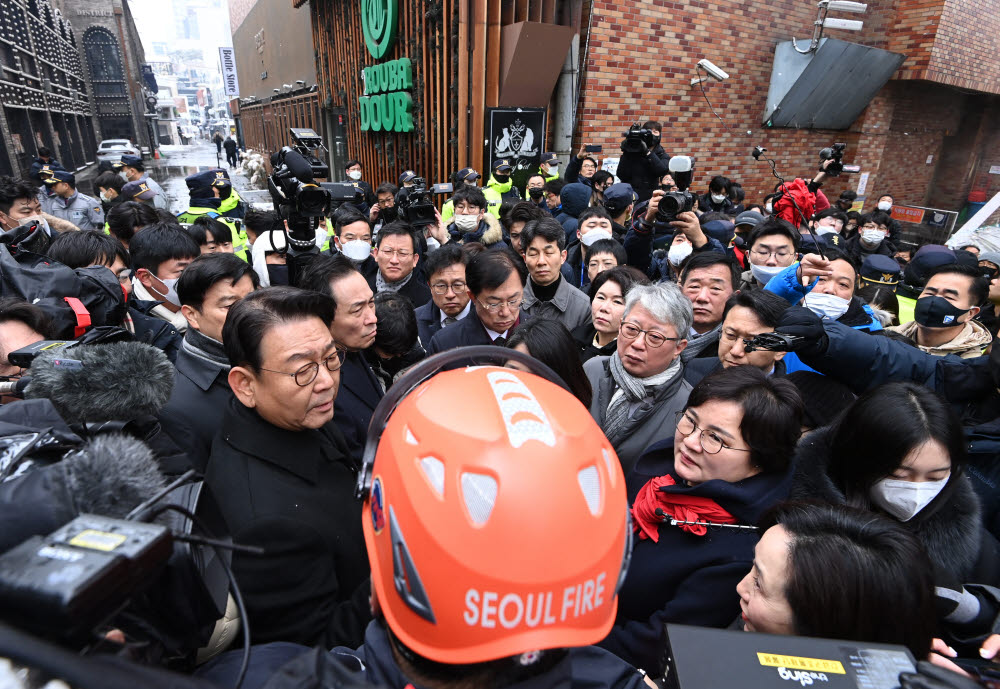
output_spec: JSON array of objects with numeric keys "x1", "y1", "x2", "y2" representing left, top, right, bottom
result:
[
  {"x1": 791, "y1": 426, "x2": 1000, "y2": 587},
  {"x1": 333, "y1": 351, "x2": 385, "y2": 465},
  {"x1": 573, "y1": 323, "x2": 617, "y2": 363},
  {"x1": 616, "y1": 146, "x2": 670, "y2": 202},
  {"x1": 204, "y1": 398, "x2": 372, "y2": 648},
  {"x1": 129, "y1": 303, "x2": 182, "y2": 363},
  {"x1": 159, "y1": 346, "x2": 231, "y2": 475},
  {"x1": 598, "y1": 437, "x2": 793, "y2": 675}
]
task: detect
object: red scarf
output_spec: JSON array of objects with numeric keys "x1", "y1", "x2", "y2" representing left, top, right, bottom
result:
[{"x1": 631, "y1": 475, "x2": 737, "y2": 540}]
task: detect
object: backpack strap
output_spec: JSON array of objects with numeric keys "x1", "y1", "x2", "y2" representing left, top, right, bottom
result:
[{"x1": 63, "y1": 297, "x2": 91, "y2": 338}]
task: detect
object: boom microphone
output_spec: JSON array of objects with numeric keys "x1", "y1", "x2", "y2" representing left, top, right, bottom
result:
[
  {"x1": 280, "y1": 147, "x2": 316, "y2": 182},
  {"x1": 0, "y1": 433, "x2": 166, "y2": 554},
  {"x1": 25, "y1": 341, "x2": 174, "y2": 424}
]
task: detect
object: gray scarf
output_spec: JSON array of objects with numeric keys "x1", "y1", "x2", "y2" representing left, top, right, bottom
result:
[
  {"x1": 375, "y1": 269, "x2": 414, "y2": 293},
  {"x1": 604, "y1": 352, "x2": 681, "y2": 445},
  {"x1": 181, "y1": 328, "x2": 231, "y2": 370}
]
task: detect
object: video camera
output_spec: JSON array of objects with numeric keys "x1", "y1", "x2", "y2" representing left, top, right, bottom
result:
[
  {"x1": 621, "y1": 124, "x2": 657, "y2": 155},
  {"x1": 268, "y1": 128, "x2": 332, "y2": 282},
  {"x1": 819, "y1": 142, "x2": 860, "y2": 177},
  {"x1": 656, "y1": 156, "x2": 696, "y2": 225},
  {"x1": 397, "y1": 177, "x2": 453, "y2": 229}
]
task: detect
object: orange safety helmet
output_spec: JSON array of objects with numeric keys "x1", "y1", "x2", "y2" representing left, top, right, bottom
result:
[{"x1": 357, "y1": 347, "x2": 631, "y2": 665}]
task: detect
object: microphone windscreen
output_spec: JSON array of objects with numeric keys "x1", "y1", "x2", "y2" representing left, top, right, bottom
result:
[
  {"x1": 26, "y1": 341, "x2": 174, "y2": 424},
  {"x1": 60, "y1": 433, "x2": 166, "y2": 518},
  {"x1": 282, "y1": 148, "x2": 315, "y2": 182}
]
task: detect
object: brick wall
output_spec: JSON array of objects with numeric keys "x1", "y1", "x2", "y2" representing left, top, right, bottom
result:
[
  {"x1": 574, "y1": 0, "x2": 1000, "y2": 215},
  {"x1": 227, "y1": 0, "x2": 255, "y2": 33}
]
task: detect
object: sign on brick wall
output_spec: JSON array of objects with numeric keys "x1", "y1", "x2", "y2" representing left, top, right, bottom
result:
[{"x1": 891, "y1": 205, "x2": 925, "y2": 224}]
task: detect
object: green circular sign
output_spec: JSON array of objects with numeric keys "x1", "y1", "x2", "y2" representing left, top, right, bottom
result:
[{"x1": 361, "y1": 0, "x2": 398, "y2": 60}]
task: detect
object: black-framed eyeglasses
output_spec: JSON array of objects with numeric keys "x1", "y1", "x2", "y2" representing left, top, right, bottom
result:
[
  {"x1": 675, "y1": 411, "x2": 751, "y2": 455},
  {"x1": 259, "y1": 350, "x2": 346, "y2": 386},
  {"x1": 619, "y1": 321, "x2": 679, "y2": 348}
]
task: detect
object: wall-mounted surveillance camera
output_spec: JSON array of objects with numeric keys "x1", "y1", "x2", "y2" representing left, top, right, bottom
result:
[
  {"x1": 295, "y1": 80, "x2": 305, "y2": 86},
  {"x1": 282, "y1": 83, "x2": 293, "y2": 89},
  {"x1": 697, "y1": 59, "x2": 729, "y2": 81}
]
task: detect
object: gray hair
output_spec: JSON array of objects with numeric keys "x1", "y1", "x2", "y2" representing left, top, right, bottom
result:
[{"x1": 623, "y1": 282, "x2": 693, "y2": 338}]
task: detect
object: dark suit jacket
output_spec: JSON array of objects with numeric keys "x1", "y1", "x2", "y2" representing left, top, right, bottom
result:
[
  {"x1": 415, "y1": 300, "x2": 443, "y2": 347},
  {"x1": 426, "y1": 308, "x2": 497, "y2": 354},
  {"x1": 334, "y1": 351, "x2": 385, "y2": 464},
  {"x1": 683, "y1": 357, "x2": 787, "y2": 387},
  {"x1": 159, "y1": 346, "x2": 231, "y2": 474},
  {"x1": 205, "y1": 398, "x2": 371, "y2": 647}
]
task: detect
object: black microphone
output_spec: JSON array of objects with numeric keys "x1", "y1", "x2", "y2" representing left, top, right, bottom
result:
[
  {"x1": 0, "y1": 433, "x2": 167, "y2": 554},
  {"x1": 25, "y1": 341, "x2": 174, "y2": 424},
  {"x1": 281, "y1": 147, "x2": 316, "y2": 182}
]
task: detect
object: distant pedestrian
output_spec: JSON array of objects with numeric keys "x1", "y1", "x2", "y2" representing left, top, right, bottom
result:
[
  {"x1": 224, "y1": 136, "x2": 238, "y2": 169},
  {"x1": 213, "y1": 132, "x2": 223, "y2": 154}
]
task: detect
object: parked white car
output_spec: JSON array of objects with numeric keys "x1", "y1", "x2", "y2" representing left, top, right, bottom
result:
[{"x1": 96, "y1": 139, "x2": 141, "y2": 164}]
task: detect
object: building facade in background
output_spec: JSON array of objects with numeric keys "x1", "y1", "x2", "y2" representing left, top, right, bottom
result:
[
  {"x1": 55, "y1": 0, "x2": 152, "y2": 151},
  {"x1": 228, "y1": 0, "x2": 321, "y2": 167},
  {"x1": 0, "y1": 0, "x2": 98, "y2": 177},
  {"x1": 286, "y1": 0, "x2": 1000, "y2": 239}
]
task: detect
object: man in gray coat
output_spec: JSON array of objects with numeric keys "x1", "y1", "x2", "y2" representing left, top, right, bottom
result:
[
  {"x1": 584, "y1": 282, "x2": 692, "y2": 475},
  {"x1": 519, "y1": 216, "x2": 592, "y2": 331}
]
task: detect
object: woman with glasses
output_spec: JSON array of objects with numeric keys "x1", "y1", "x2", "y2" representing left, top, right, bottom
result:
[
  {"x1": 574, "y1": 266, "x2": 650, "y2": 363},
  {"x1": 583, "y1": 282, "x2": 695, "y2": 475},
  {"x1": 598, "y1": 366, "x2": 803, "y2": 676},
  {"x1": 205, "y1": 287, "x2": 372, "y2": 649}
]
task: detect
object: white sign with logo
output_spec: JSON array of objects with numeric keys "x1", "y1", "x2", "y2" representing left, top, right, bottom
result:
[
  {"x1": 219, "y1": 47, "x2": 240, "y2": 98},
  {"x1": 856, "y1": 172, "x2": 869, "y2": 195}
]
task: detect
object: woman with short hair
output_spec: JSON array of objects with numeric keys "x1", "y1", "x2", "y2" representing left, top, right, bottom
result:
[{"x1": 599, "y1": 366, "x2": 803, "y2": 675}]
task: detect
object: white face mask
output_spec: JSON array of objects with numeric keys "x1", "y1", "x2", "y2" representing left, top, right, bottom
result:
[
  {"x1": 877, "y1": 201, "x2": 892, "y2": 211},
  {"x1": 749, "y1": 262, "x2": 785, "y2": 285},
  {"x1": 861, "y1": 229, "x2": 885, "y2": 246},
  {"x1": 870, "y1": 476, "x2": 948, "y2": 522},
  {"x1": 454, "y1": 214, "x2": 480, "y2": 231},
  {"x1": 119, "y1": 171, "x2": 129, "y2": 182},
  {"x1": 151, "y1": 276, "x2": 181, "y2": 307},
  {"x1": 580, "y1": 229, "x2": 613, "y2": 247},
  {"x1": 803, "y1": 291, "x2": 850, "y2": 320},
  {"x1": 547, "y1": 165, "x2": 559, "y2": 176},
  {"x1": 99, "y1": 191, "x2": 110, "y2": 203},
  {"x1": 340, "y1": 239, "x2": 371, "y2": 262},
  {"x1": 815, "y1": 225, "x2": 838, "y2": 236},
  {"x1": 667, "y1": 243, "x2": 693, "y2": 266},
  {"x1": 711, "y1": 193, "x2": 727, "y2": 204},
  {"x1": 347, "y1": 170, "x2": 362, "y2": 181}
]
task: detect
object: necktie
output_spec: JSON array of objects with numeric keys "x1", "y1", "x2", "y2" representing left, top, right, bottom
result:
[
  {"x1": 493, "y1": 336, "x2": 506, "y2": 347},
  {"x1": 443, "y1": 316, "x2": 458, "y2": 327}
]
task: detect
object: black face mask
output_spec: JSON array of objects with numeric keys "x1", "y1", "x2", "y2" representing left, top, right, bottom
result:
[
  {"x1": 494, "y1": 174, "x2": 510, "y2": 185},
  {"x1": 914, "y1": 295, "x2": 969, "y2": 328},
  {"x1": 528, "y1": 187, "x2": 544, "y2": 200},
  {"x1": 267, "y1": 264, "x2": 289, "y2": 286}
]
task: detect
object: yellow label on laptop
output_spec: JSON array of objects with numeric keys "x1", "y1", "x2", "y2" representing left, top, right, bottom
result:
[
  {"x1": 69, "y1": 529, "x2": 127, "y2": 552},
  {"x1": 757, "y1": 654, "x2": 846, "y2": 674}
]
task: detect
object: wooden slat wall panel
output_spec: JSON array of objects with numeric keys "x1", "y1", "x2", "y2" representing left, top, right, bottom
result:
[
  {"x1": 238, "y1": 92, "x2": 320, "y2": 168},
  {"x1": 309, "y1": 0, "x2": 566, "y2": 187}
]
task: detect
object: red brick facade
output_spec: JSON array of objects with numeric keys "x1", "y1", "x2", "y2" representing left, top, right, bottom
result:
[{"x1": 574, "y1": 0, "x2": 1000, "y2": 223}]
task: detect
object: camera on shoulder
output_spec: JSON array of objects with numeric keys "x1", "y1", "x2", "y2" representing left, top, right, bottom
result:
[{"x1": 621, "y1": 123, "x2": 656, "y2": 155}]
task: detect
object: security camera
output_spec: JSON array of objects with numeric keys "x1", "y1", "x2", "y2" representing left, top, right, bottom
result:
[
  {"x1": 295, "y1": 80, "x2": 305, "y2": 86},
  {"x1": 272, "y1": 88, "x2": 280, "y2": 93},
  {"x1": 697, "y1": 59, "x2": 729, "y2": 81},
  {"x1": 282, "y1": 83, "x2": 293, "y2": 89}
]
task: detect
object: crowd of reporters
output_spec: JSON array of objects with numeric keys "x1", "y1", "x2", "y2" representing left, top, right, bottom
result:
[{"x1": 0, "y1": 131, "x2": 998, "y2": 689}]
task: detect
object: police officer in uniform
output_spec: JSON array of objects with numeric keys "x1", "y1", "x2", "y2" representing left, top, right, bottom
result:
[
  {"x1": 176, "y1": 169, "x2": 250, "y2": 260},
  {"x1": 42, "y1": 170, "x2": 104, "y2": 231},
  {"x1": 114, "y1": 155, "x2": 168, "y2": 210}
]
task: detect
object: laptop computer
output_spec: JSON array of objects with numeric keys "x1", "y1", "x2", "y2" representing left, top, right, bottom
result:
[{"x1": 666, "y1": 624, "x2": 916, "y2": 689}]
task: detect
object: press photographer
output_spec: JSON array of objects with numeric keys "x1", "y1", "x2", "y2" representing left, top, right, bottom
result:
[{"x1": 616, "y1": 121, "x2": 671, "y2": 202}]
